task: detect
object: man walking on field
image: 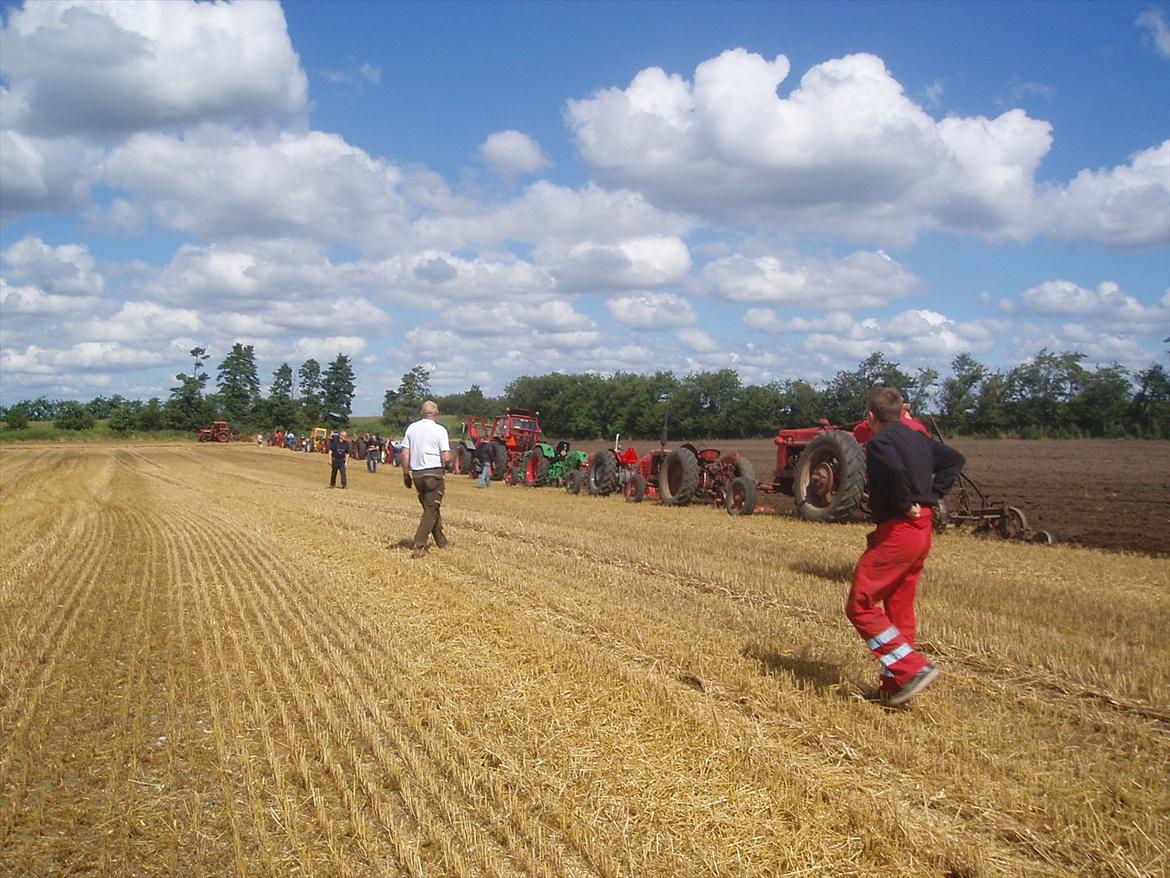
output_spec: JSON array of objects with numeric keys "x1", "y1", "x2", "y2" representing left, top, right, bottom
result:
[
  {"x1": 400, "y1": 400, "x2": 451, "y2": 558},
  {"x1": 847, "y1": 387, "x2": 965, "y2": 707}
]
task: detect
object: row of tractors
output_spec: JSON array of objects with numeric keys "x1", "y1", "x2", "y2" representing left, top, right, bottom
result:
[{"x1": 449, "y1": 408, "x2": 1051, "y2": 542}]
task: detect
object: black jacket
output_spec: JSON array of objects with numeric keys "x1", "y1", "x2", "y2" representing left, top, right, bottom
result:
[
  {"x1": 328, "y1": 435, "x2": 348, "y2": 462},
  {"x1": 866, "y1": 422, "x2": 965, "y2": 523}
]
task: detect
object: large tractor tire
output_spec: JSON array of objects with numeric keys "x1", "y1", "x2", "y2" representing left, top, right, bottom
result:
[
  {"x1": 724, "y1": 475, "x2": 757, "y2": 515},
  {"x1": 659, "y1": 447, "x2": 699, "y2": 506},
  {"x1": 588, "y1": 450, "x2": 619, "y2": 496},
  {"x1": 456, "y1": 444, "x2": 471, "y2": 474},
  {"x1": 491, "y1": 442, "x2": 509, "y2": 480},
  {"x1": 794, "y1": 430, "x2": 865, "y2": 522},
  {"x1": 524, "y1": 450, "x2": 549, "y2": 486},
  {"x1": 623, "y1": 472, "x2": 646, "y2": 503},
  {"x1": 216, "y1": 431, "x2": 230, "y2": 443}
]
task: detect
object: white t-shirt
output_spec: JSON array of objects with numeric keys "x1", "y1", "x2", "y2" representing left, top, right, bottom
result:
[{"x1": 402, "y1": 418, "x2": 451, "y2": 471}]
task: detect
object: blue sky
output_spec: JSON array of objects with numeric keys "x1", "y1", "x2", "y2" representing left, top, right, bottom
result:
[{"x1": 1, "y1": 0, "x2": 1167, "y2": 413}]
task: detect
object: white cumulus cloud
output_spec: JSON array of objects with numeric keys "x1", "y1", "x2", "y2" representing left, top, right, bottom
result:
[
  {"x1": 479, "y1": 130, "x2": 551, "y2": 177},
  {"x1": 1020, "y1": 280, "x2": 1169, "y2": 334},
  {"x1": 703, "y1": 249, "x2": 920, "y2": 308},
  {"x1": 606, "y1": 293, "x2": 696, "y2": 330}
]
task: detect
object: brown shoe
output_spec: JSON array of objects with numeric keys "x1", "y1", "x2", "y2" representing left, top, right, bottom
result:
[{"x1": 435, "y1": 539, "x2": 450, "y2": 549}]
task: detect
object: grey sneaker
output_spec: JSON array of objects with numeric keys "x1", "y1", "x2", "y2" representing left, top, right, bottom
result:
[
  {"x1": 885, "y1": 664, "x2": 939, "y2": 707},
  {"x1": 411, "y1": 547, "x2": 427, "y2": 559}
]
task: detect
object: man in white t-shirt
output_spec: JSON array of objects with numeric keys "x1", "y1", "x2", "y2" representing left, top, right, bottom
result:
[{"x1": 400, "y1": 400, "x2": 452, "y2": 558}]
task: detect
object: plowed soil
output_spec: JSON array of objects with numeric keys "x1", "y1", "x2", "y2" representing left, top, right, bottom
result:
[{"x1": 571, "y1": 438, "x2": 1170, "y2": 556}]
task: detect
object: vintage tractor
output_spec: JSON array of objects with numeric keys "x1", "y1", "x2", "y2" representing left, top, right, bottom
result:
[
  {"x1": 520, "y1": 441, "x2": 589, "y2": 487},
  {"x1": 196, "y1": 420, "x2": 233, "y2": 443},
  {"x1": 767, "y1": 417, "x2": 1052, "y2": 541},
  {"x1": 577, "y1": 435, "x2": 756, "y2": 514},
  {"x1": 453, "y1": 408, "x2": 544, "y2": 484}
]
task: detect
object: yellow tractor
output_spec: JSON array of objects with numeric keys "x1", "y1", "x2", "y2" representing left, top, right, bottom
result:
[{"x1": 311, "y1": 427, "x2": 328, "y2": 453}]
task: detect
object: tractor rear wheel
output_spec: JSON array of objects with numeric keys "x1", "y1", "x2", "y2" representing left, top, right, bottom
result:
[
  {"x1": 724, "y1": 476, "x2": 756, "y2": 515},
  {"x1": 659, "y1": 447, "x2": 699, "y2": 506},
  {"x1": 491, "y1": 442, "x2": 508, "y2": 479},
  {"x1": 525, "y1": 450, "x2": 549, "y2": 486},
  {"x1": 623, "y1": 472, "x2": 646, "y2": 503},
  {"x1": 217, "y1": 431, "x2": 230, "y2": 443},
  {"x1": 794, "y1": 430, "x2": 864, "y2": 522},
  {"x1": 588, "y1": 450, "x2": 619, "y2": 496},
  {"x1": 566, "y1": 468, "x2": 584, "y2": 494},
  {"x1": 456, "y1": 444, "x2": 471, "y2": 474}
]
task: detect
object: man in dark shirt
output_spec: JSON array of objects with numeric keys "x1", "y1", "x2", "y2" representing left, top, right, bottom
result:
[
  {"x1": 847, "y1": 387, "x2": 965, "y2": 707},
  {"x1": 328, "y1": 429, "x2": 348, "y2": 489}
]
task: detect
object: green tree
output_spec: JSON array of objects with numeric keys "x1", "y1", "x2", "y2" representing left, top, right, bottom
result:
[
  {"x1": 165, "y1": 347, "x2": 215, "y2": 431},
  {"x1": 138, "y1": 398, "x2": 165, "y2": 431},
  {"x1": 822, "y1": 353, "x2": 913, "y2": 425},
  {"x1": 1004, "y1": 349, "x2": 1086, "y2": 436},
  {"x1": 217, "y1": 342, "x2": 261, "y2": 424},
  {"x1": 4, "y1": 403, "x2": 29, "y2": 430},
  {"x1": 298, "y1": 359, "x2": 324, "y2": 426},
  {"x1": 266, "y1": 362, "x2": 299, "y2": 429},
  {"x1": 321, "y1": 353, "x2": 356, "y2": 427},
  {"x1": 941, "y1": 353, "x2": 987, "y2": 435},
  {"x1": 384, "y1": 365, "x2": 431, "y2": 427},
  {"x1": 108, "y1": 402, "x2": 140, "y2": 434},
  {"x1": 55, "y1": 401, "x2": 96, "y2": 431},
  {"x1": 1131, "y1": 363, "x2": 1170, "y2": 437},
  {"x1": 1071, "y1": 364, "x2": 1131, "y2": 437}
]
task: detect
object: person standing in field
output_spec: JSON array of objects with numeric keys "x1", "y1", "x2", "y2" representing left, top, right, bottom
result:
[
  {"x1": 474, "y1": 438, "x2": 494, "y2": 488},
  {"x1": 400, "y1": 400, "x2": 451, "y2": 558},
  {"x1": 327, "y1": 429, "x2": 348, "y2": 489},
  {"x1": 847, "y1": 387, "x2": 965, "y2": 707}
]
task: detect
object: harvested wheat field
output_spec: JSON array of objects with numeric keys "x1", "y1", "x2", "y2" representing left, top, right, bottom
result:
[{"x1": 1, "y1": 444, "x2": 1167, "y2": 878}]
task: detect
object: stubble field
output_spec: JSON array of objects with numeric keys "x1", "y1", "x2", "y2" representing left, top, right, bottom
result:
[{"x1": 1, "y1": 443, "x2": 1168, "y2": 877}]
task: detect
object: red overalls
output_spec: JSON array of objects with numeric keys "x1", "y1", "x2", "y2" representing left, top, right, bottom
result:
[{"x1": 846, "y1": 512, "x2": 933, "y2": 693}]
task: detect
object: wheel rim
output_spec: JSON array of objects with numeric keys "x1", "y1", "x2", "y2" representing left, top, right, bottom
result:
[
  {"x1": 806, "y1": 453, "x2": 837, "y2": 506},
  {"x1": 728, "y1": 482, "x2": 748, "y2": 512}
]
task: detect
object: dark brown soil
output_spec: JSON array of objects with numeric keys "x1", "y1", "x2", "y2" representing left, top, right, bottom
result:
[{"x1": 564, "y1": 437, "x2": 1170, "y2": 557}]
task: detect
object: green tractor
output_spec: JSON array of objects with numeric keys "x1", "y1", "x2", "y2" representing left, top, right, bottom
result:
[{"x1": 519, "y1": 441, "x2": 589, "y2": 488}]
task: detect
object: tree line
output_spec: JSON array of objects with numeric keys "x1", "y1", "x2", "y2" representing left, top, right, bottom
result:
[{"x1": 3, "y1": 345, "x2": 1168, "y2": 440}]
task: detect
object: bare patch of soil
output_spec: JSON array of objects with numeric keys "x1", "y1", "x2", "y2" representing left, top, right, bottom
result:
[{"x1": 565, "y1": 437, "x2": 1170, "y2": 556}]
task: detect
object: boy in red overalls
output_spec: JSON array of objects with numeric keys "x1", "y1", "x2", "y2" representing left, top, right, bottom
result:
[{"x1": 847, "y1": 387, "x2": 965, "y2": 706}]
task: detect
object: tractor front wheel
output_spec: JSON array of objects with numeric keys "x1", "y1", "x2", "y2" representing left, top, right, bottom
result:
[
  {"x1": 566, "y1": 468, "x2": 584, "y2": 494},
  {"x1": 525, "y1": 450, "x2": 549, "y2": 487},
  {"x1": 623, "y1": 472, "x2": 646, "y2": 503},
  {"x1": 724, "y1": 476, "x2": 756, "y2": 515},
  {"x1": 659, "y1": 447, "x2": 699, "y2": 506},
  {"x1": 793, "y1": 431, "x2": 865, "y2": 522}
]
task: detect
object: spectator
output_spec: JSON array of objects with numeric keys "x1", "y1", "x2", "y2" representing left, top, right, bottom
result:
[
  {"x1": 366, "y1": 432, "x2": 379, "y2": 473},
  {"x1": 400, "y1": 400, "x2": 451, "y2": 558},
  {"x1": 328, "y1": 429, "x2": 348, "y2": 489},
  {"x1": 475, "y1": 439, "x2": 495, "y2": 488}
]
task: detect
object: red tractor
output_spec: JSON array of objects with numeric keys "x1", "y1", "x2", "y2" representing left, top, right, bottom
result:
[
  {"x1": 767, "y1": 417, "x2": 1052, "y2": 541},
  {"x1": 452, "y1": 408, "x2": 543, "y2": 484},
  {"x1": 196, "y1": 420, "x2": 234, "y2": 443},
  {"x1": 578, "y1": 436, "x2": 757, "y2": 514}
]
